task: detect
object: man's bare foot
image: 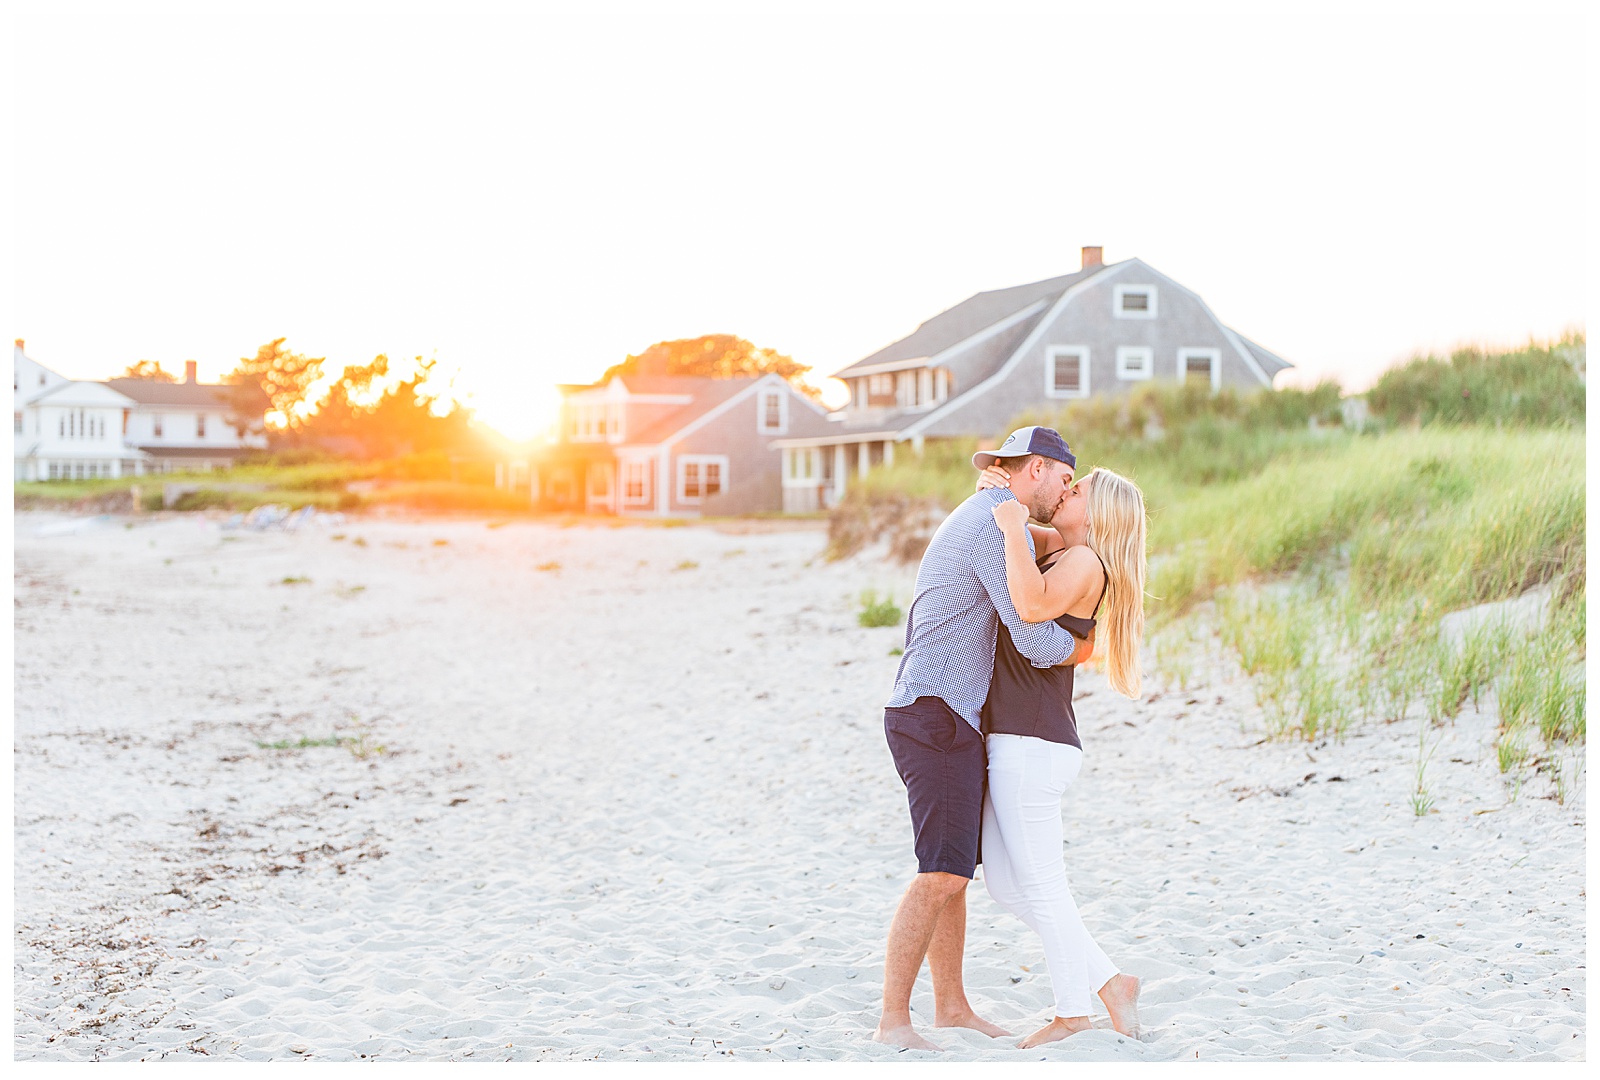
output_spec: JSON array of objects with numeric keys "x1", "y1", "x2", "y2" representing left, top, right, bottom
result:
[
  {"x1": 1016, "y1": 1015, "x2": 1093, "y2": 1048},
  {"x1": 873, "y1": 1023, "x2": 944, "y2": 1052},
  {"x1": 1098, "y1": 973, "x2": 1141, "y2": 1038},
  {"x1": 934, "y1": 1009, "x2": 1012, "y2": 1038}
]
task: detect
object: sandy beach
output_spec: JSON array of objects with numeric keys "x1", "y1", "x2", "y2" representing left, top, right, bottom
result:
[{"x1": 12, "y1": 510, "x2": 1586, "y2": 1061}]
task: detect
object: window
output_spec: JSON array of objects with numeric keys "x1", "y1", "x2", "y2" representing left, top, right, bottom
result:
[
  {"x1": 896, "y1": 371, "x2": 915, "y2": 407},
  {"x1": 196, "y1": 414, "x2": 207, "y2": 438},
  {"x1": 1113, "y1": 284, "x2": 1158, "y2": 319},
  {"x1": 567, "y1": 402, "x2": 619, "y2": 442},
  {"x1": 1045, "y1": 346, "x2": 1090, "y2": 399},
  {"x1": 784, "y1": 447, "x2": 820, "y2": 485},
  {"x1": 758, "y1": 389, "x2": 787, "y2": 434},
  {"x1": 153, "y1": 414, "x2": 164, "y2": 438},
  {"x1": 588, "y1": 464, "x2": 610, "y2": 499},
  {"x1": 623, "y1": 460, "x2": 650, "y2": 504},
  {"x1": 1116, "y1": 346, "x2": 1153, "y2": 380},
  {"x1": 678, "y1": 455, "x2": 727, "y2": 503},
  {"x1": 1178, "y1": 347, "x2": 1222, "y2": 392},
  {"x1": 866, "y1": 373, "x2": 896, "y2": 404}
]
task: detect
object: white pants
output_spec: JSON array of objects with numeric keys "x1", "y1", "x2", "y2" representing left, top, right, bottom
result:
[{"x1": 981, "y1": 733, "x2": 1118, "y2": 1019}]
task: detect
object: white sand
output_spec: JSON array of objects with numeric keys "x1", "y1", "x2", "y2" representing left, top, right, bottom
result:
[{"x1": 12, "y1": 511, "x2": 1586, "y2": 1061}]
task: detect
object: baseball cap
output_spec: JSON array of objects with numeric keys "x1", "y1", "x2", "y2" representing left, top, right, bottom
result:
[{"x1": 971, "y1": 426, "x2": 1077, "y2": 471}]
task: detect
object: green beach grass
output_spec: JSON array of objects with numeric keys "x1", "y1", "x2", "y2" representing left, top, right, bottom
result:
[{"x1": 827, "y1": 337, "x2": 1585, "y2": 777}]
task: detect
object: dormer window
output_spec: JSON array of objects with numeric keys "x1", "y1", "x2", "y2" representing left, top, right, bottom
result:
[
  {"x1": 758, "y1": 388, "x2": 787, "y2": 434},
  {"x1": 865, "y1": 373, "x2": 896, "y2": 407},
  {"x1": 1114, "y1": 284, "x2": 1158, "y2": 319},
  {"x1": 196, "y1": 413, "x2": 207, "y2": 438},
  {"x1": 1045, "y1": 346, "x2": 1090, "y2": 399}
]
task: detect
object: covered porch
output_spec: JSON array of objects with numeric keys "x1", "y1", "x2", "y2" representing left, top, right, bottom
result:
[{"x1": 770, "y1": 430, "x2": 912, "y2": 514}]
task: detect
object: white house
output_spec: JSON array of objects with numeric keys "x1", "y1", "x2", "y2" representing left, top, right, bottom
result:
[
  {"x1": 13, "y1": 341, "x2": 144, "y2": 481},
  {"x1": 108, "y1": 360, "x2": 266, "y2": 473},
  {"x1": 12, "y1": 341, "x2": 267, "y2": 481}
]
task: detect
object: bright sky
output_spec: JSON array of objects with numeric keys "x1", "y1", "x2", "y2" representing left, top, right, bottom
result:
[{"x1": 11, "y1": 0, "x2": 1590, "y2": 440}]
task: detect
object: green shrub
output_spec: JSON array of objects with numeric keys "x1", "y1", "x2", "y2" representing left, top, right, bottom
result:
[
  {"x1": 857, "y1": 589, "x2": 903, "y2": 628},
  {"x1": 1367, "y1": 331, "x2": 1584, "y2": 428}
]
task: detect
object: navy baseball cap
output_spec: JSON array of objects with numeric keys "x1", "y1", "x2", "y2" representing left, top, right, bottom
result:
[{"x1": 971, "y1": 426, "x2": 1077, "y2": 472}]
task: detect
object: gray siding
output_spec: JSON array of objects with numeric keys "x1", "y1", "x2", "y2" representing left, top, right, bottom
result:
[
  {"x1": 918, "y1": 260, "x2": 1272, "y2": 438},
  {"x1": 670, "y1": 383, "x2": 832, "y2": 516}
]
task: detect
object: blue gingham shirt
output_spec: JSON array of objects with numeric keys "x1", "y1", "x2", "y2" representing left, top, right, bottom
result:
[{"x1": 886, "y1": 487, "x2": 1077, "y2": 731}]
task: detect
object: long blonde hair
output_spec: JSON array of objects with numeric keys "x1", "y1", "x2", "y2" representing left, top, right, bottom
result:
[{"x1": 1083, "y1": 467, "x2": 1147, "y2": 699}]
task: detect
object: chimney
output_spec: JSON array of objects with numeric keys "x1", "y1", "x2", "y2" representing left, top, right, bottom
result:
[
  {"x1": 185, "y1": 360, "x2": 198, "y2": 383},
  {"x1": 1081, "y1": 246, "x2": 1103, "y2": 270}
]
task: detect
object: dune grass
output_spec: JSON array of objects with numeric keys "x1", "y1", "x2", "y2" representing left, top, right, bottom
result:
[{"x1": 830, "y1": 340, "x2": 1585, "y2": 773}]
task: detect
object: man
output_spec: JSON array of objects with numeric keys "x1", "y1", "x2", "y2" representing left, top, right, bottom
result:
[{"x1": 873, "y1": 426, "x2": 1081, "y2": 1052}]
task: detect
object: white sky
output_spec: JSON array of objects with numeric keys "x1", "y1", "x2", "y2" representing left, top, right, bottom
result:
[{"x1": 10, "y1": 0, "x2": 1591, "y2": 439}]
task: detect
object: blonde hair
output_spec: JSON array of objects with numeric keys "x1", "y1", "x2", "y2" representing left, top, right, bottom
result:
[{"x1": 1083, "y1": 467, "x2": 1148, "y2": 699}]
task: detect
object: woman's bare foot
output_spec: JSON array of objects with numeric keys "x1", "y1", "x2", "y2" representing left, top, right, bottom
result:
[
  {"x1": 1098, "y1": 973, "x2": 1141, "y2": 1038},
  {"x1": 934, "y1": 1008, "x2": 1011, "y2": 1038},
  {"x1": 873, "y1": 1023, "x2": 944, "y2": 1052},
  {"x1": 1016, "y1": 1015, "x2": 1093, "y2": 1048}
]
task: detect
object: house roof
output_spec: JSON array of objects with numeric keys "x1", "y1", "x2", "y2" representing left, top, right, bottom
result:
[
  {"x1": 833, "y1": 267, "x2": 1104, "y2": 379},
  {"x1": 29, "y1": 381, "x2": 139, "y2": 408},
  {"x1": 1231, "y1": 332, "x2": 1294, "y2": 379},
  {"x1": 105, "y1": 378, "x2": 237, "y2": 407},
  {"x1": 135, "y1": 444, "x2": 254, "y2": 458},
  {"x1": 625, "y1": 378, "x2": 765, "y2": 445}
]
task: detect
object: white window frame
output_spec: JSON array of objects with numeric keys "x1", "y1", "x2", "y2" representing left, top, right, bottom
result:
[
  {"x1": 1116, "y1": 346, "x2": 1154, "y2": 381},
  {"x1": 1177, "y1": 347, "x2": 1223, "y2": 393},
  {"x1": 677, "y1": 454, "x2": 729, "y2": 504},
  {"x1": 1045, "y1": 345, "x2": 1091, "y2": 399},
  {"x1": 567, "y1": 401, "x2": 615, "y2": 443},
  {"x1": 1113, "y1": 283, "x2": 1159, "y2": 319},
  {"x1": 782, "y1": 447, "x2": 822, "y2": 487},
  {"x1": 621, "y1": 459, "x2": 651, "y2": 505},
  {"x1": 757, "y1": 388, "x2": 788, "y2": 434}
]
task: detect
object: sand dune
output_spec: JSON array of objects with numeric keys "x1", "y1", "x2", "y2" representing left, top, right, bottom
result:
[{"x1": 12, "y1": 512, "x2": 1585, "y2": 1060}]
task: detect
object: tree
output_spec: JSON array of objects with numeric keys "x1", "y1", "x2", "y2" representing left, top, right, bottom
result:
[
  {"x1": 222, "y1": 338, "x2": 325, "y2": 436},
  {"x1": 295, "y1": 355, "x2": 477, "y2": 458},
  {"x1": 117, "y1": 360, "x2": 178, "y2": 382},
  {"x1": 602, "y1": 334, "x2": 820, "y2": 398}
]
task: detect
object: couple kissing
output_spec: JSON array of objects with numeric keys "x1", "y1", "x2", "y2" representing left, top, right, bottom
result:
[{"x1": 875, "y1": 425, "x2": 1148, "y2": 1051}]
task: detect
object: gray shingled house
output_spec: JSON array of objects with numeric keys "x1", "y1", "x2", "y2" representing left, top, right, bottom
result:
[
  {"x1": 499, "y1": 356, "x2": 835, "y2": 516},
  {"x1": 769, "y1": 247, "x2": 1293, "y2": 511}
]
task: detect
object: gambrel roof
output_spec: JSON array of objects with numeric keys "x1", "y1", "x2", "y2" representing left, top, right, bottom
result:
[{"x1": 833, "y1": 267, "x2": 1102, "y2": 382}]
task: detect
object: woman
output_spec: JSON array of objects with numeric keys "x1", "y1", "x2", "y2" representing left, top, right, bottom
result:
[{"x1": 975, "y1": 462, "x2": 1148, "y2": 1048}]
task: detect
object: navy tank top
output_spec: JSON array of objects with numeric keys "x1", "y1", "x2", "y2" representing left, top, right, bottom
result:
[{"x1": 980, "y1": 547, "x2": 1106, "y2": 749}]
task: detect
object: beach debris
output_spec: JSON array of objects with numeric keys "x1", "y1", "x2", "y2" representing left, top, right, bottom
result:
[{"x1": 221, "y1": 505, "x2": 346, "y2": 532}]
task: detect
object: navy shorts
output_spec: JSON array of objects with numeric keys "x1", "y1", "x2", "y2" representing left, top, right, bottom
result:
[{"x1": 883, "y1": 696, "x2": 987, "y2": 879}]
